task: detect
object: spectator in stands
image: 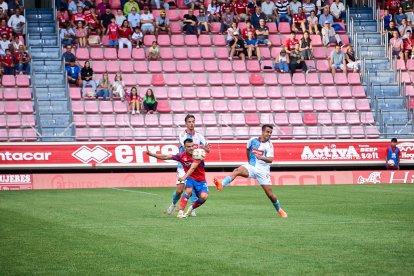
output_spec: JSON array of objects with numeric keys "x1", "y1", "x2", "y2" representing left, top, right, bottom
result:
[
  {"x1": 124, "y1": 0, "x2": 140, "y2": 16},
  {"x1": 386, "y1": 0, "x2": 400, "y2": 15},
  {"x1": 132, "y1": 26, "x2": 143, "y2": 48},
  {"x1": 403, "y1": 30, "x2": 414, "y2": 60},
  {"x1": 395, "y1": 7, "x2": 407, "y2": 26},
  {"x1": 345, "y1": 45, "x2": 360, "y2": 72},
  {"x1": 302, "y1": 0, "x2": 315, "y2": 17},
  {"x1": 96, "y1": 72, "x2": 111, "y2": 100},
  {"x1": 382, "y1": 9, "x2": 393, "y2": 30},
  {"x1": 71, "y1": 6, "x2": 87, "y2": 27},
  {"x1": 316, "y1": 0, "x2": 329, "y2": 15},
  {"x1": 81, "y1": 60, "x2": 96, "y2": 93},
  {"x1": 100, "y1": 5, "x2": 115, "y2": 34},
  {"x1": 115, "y1": 8, "x2": 127, "y2": 26},
  {"x1": 140, "y1": 7, "x2": 155, "y2": 34},
  {"x1": 97, "y1": 0, "x2": 110, "y2": 15},
  {"x1": 229, "y1": 33, "x2": 246, "y2": 61},
  {"x1": 142, "y1": 88, "x2": 158, "y2": 113},
  {"x1": 307, "y1": 10, "x2": 319, "y2": 35},
  {"x1": 256, "y1": 18, "x2": 271, "y2": 46},
  {"x1": 318, "y1": 7, "x2": 334, "y2": 29},
  {"x1": 128, "y1": 7, "x2": 140, "y2": 29},
  {"x1": 220, "y1": 7, "x2": 234, "y2": 34},
  {"x1": 261, "y1": 0, "x2": 277, "y2": 22},
  {"x1": 274, "y1": 48, "x2": 290, "y2": 72},
  {"x1": 107, "y1": 17, "x2": 119, "y2": 47},
  {"x1": 118, "y1": 20, "x2": 133, "y2": 51},
  {"x1": 2, "y1": 48, "x2": 13, "y2": 74},
  {"x1": 153, "y1": 0, "x2": 170, "y2": 10},
  {"x1": 57, "y1": 7, "x2": 69, "y2": 29},
  {"x1": 184, "y1": 0, "x2": 202, "y2": 10},
  {"x1": 149, "y1": 40, "x2": 160, "y2": 60},
  {"x1": 390, "y1": 30, "x2": 404, "y2": 59},
  {"x1": 399, "y1": 18, "x2": 412, "y2": 36},
  {"x1": 299, "y1": 31, "x2": 312, "y2": 60},
  {"x1": 156, "y1": 10, "x2": 171, "y2": 35},
  {"x1": 112, "y1": 73, "x2": 126, "y2": 99},
  {"x1": 330, "y1": 0, "x2": 345, "y2": 21},
  {"x1": 84, "y1": 0, "x2": 96, "y2": 9},
  {"x1": 247, "y1": 0, "x2": 260, "y2": 15},
  {"x1": 289, "y1": 43, "x2": 307, "y2": 74},
  {"x1": 284, "y1": 31, "x2": 299, "y2": 53},
  {"x1": 62, "y1": 45, "x2": 76, "y2": 66},
  {"x1": 234, "y1": 0, "x2": 248, "y2": 22},
  {"x1": 329, "y1": 44, "x2": 346, "y2": 76},
  {"x1": 183, "y1": 9, "x2": 197, "y2": 34},
  {"x1": 289, "y1": 0, "x2": 301, "y2": 15},
  {"x1": 402, "y1": 0, "x2": 414, "y2": 22},
  {"x1": 7, "y1": 8, "x2": 25, "y2": 35},
  {"x1": 0, "y1": 33, "x2": 9, "y2": 53},
  {"x1": 275, "y1": 0, "x2": 291, "y2": 27},
  {"x1": 244, "y1": 31, "x2": 262, "y2": 60},
  {"x1": 0, "y1": 19, "x2": 11, "y2": 40},
  {"x1": 68, "y1": 0, "x2": 86, "y2": 16},
  {"x1": 197, "y1": 8, "x2": 209, "y2": 35},
  {"x1": 11, "y1": 34, "x2": 23, "y2": 51},
  {"x1": 241, "y1": 20, "x2": 255, "y2": 39},
  {"x1": 322, "y1": 21, "x2": 342, "y2": 47},
  {"x1": 66, "y1": 59, "x2": 82, "y2": 87},
  {"x1": 226, "y1": 21, "x2": 239, "y2": 44},
  {"x1": 0, "y1": 0, "x2": 7, "y2": 12},
  {"x1": 251, "y1": 7, "x2": 266, "y2": 29},
  {"x1": 85, "y1": 7, "x2": 101, "y2": 35},
  {"x1": 15, "y1": 45, "x2": 30, "y2": 75},
  {"x1": 207, "y1": 0, "x2": 221, "y2": 22},
  {"x1": 0, "y1": 8, "x2": 7, "y2": 22},
  {"x1": 137, "y1": 0, "x2": 152, "y2": 11},
  {"x1": 128, "y1": 86, "x2": 142, "y2": 114},
  {"x1": 292, "y1": 7, "x2": 306, "y2": 32},
  {"x1": 385, "y1": 20, "x2": 398, "y2": 41},
  {"x1": 75, "y1": 21, "x2": 88, "y2": 48}
]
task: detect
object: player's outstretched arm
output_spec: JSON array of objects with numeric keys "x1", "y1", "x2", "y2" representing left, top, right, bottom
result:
[
  {"x1": 203, "y1": 143, "x2": 211, "y2": 153},
  {"x1": 177, "y1": 162, "x2": 200, "y2": 182},
  {"x1": 145, "y1": 151, "x2": 173, "y2": 160}
]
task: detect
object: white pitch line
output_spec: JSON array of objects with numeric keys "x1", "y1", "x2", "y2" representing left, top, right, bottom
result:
[{"x1": 111, "y1": 187, "x2": 158, "y2": 196}]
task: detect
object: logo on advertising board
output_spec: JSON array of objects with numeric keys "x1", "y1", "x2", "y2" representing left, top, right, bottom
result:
[
  {"x1": 72, "y1": 146, "x2": 112, "y2": 164},
  {"x1": 301, "y1": 144, "x2": 379, "y2": 161},
  {"x1": 357, "y1": 172, "x2": 382, "y2": 184},
  {"x1": 398, "y1": 142, "x2": 414, "y2": 160},
  {"x1": 0, "y1": 174, "x2": 33, "y2": 190}
]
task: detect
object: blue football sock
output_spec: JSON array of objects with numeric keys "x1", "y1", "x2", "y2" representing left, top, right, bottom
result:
[
  {"x1": 191, "y1": 192, "x2": 198, "y2": 205},
  {"x1": 222, "y1": 176, "x2": 233, "y2": 187},
  {"x1": 273, "y1": 200, "x2": 281, "y2": 211},
  {"x1": 172, "y1": 192, "x2": 181, "y2": 205}
]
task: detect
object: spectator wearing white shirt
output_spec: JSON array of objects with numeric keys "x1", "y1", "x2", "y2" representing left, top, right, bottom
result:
[
  {"x1": 399, "y1": 18, "x2": 412, "y2": 37},
  {"x1": 140, "y1": 7, "x2": 154, "y2": 34},
  {"x1": 330, "y1": 0, "x2": 345, "y2": 21},
  {"x1": 261, "y1": 0, "x2": 277, "y2": 22},
  {"x1": 0, "y1": 33, "x2": 9, "y2": 53},
  {"x1": 322, "y1": 21, "x2": 342, "y2": 46},
  {"x1": 307, "y1": 10, "x2": 319, "y2": 34},
  {"x1": 8, "y1": 8, "x2": 25, "y2": 35},
  {"x1": 11, "y1": 35, "x2": 23, "y2": 50},
  {"x1": 0, "y1": 0, "x2": 8, "y2": 13},
  {"x1": 289, "y1": 0, "x2": 301, "y2": 15},
  {"x1": 68, "y1": 0, "x2": 85, "y2": 15},
  {"x1": 316, "y1": 0, "x2": 330, "y2": 15},
  {"x1": 128, "y1": 7, "x2": 140, "y2": 28},
  {"x1": 207, "y1": 0, "x2": 221, "y2": 22},
  {"x1": 115, "y1": 9, "x2": 127, "y2": 26}
]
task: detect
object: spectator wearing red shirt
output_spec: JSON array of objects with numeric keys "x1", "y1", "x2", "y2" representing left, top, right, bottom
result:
[
  {"x1": 221, "y1": 0, "x2": 235, "y2": 14},
  {"x1": 403, "y1": 30, "x2": 414, "y2": 60},
  {"x1": 0, "y1": 18, "x2": 11, "y2": 39},
  {"x1": 235, "y1": 0, "x2": 248, "y2": 22},
  {"x1": 57, "y1": 7, "x2": 69, "y2": 29},
  {"x1": 118, "y1": 20, "x2": 132, "y2": 51},
  {"x1": 386, "y1": 0, "x2": 400, "y2": 15},
  {"x1": 241, "y1": 20, "x2": 255, "y2": 39},
  {"x1": 106, "y1": 17, "x2": 119, "y2": 47},
  {"x1": 84, "y1": 7, "x2": 101, "y2": 35},
  {"x1": 284, "y1": 31, "x2": 299, "y2": 53},
  {"x1": 292, "y1": 7, "x2": 306, "y2": 32},
  {"x1": 71, "y1": 6, "x2": 87, "y2": 27},
  {"x1": 15, "y1": 45, "x2": 30, "y2": 75},
  {"x1": 2, "y1": 49, "x2": 14, "y2": 75}
]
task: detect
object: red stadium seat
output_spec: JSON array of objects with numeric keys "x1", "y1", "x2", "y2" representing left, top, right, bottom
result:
[
  {"x1": 75, "y1": 48, "x2": 89, "y2": 60},
  {"x1": 132, "y1": 48, "x2": 146, "y2": 60},
  {"x1": 271, "y1": 99, "x2": 285, "y2": 112},
  {"x1": 157, "y1": 35, "x2": 171, "y2": 46},
  {"x1": 148, "y1": 61, "x2": 162, "y2": 73},
  {"x1": 201, "y1": 47, "x2": 215, "y2": 59},
  {"x1": 118, "y1": 48, "x2": 131, "y2": 60},
  {"x1": 187, "y1": 48, "x2": 201, "y2": 59},
  {"x1": 250, "y1": 73, "x2": 264, "y2": 85},
  {"x1": 160, "y1": 48, "x2": 173, "y2": 60},
  {"x1": 198, "y1": 35, "x2": 212, "y2": 46},
  {"x1": 205, "y1": 60, "x2": 219, "y2": 72},
  {"x1": 332, "y1": 113, "x2": 346, "y2": 125}
]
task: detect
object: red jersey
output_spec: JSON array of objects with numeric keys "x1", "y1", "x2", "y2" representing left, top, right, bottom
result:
[
  {"x1": 284, "y1": 38, "x2": 299, "y2": 50},
  {"x1": 172, "y1": 151, "x2": 206, "y2": 182},
  {"x1": 15, "y1": 51, "x2": 30, "y2": 63},
  {"x1": 108, "y1": 23, "x2": 119, "y2": 40},
  {"x1": 71, "y1": 13, "x2": 86, "y2": 23},
  {"x1": 57, "y1": 12, "x2": 69, "y2": 28},
  {"x1": 118, "y1": 27, "x2": 132, "y2": 39},
  {"x1": 403, "y1": 37, "x2": 414, "y2": 50},
  {"x1": 2, "y1": 54, "x2": 14, "y2": 67},
  {"x1": 0, "y1": 26, "x2": 12, "y2": 39},
  {"x1": 84, "y1": 10, "x2": 99, "y2": 27},
  {"x1": 293, "y1": 13, "x2": 306, "y2": 24},
  {"x1": 235, "y1": 2, "x2": 248, "y2": 14},
  {"x1": 386, "y1": 0, "x2": 400, "y2": 14},
  {"x1": 242, "y1": 26, "x2": 255, "y2": 39},
  {"x1": 221, "y1": 3, "x2": 235, "y2": 13}
]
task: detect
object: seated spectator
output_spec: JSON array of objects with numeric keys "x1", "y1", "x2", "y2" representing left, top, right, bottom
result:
[
  {"x1": 0, "y1": 33, "x2": 9, "y2": 53},
  {"x1": 307, "y1": 10, "x2": 319, "y2": 35},
  {"x1": 261, "y1": 0, "x2": 276, "y2": 22},
  {"x1": 329, "y1": 44, "x2": 346, "y2": 76},
  {"x1": 0, "y1": 7, "x2": 7, "y2": 23},
  {"x1": 220, "y1": 7, "x2": 234, "y2": 34},
  {"x1": 183, "y1": 9, "x2": 197, "y2": 34},
  {"x1": 292, "y1": 7, "x2": 306, "y2": 33},
  {"x1": 244, "y1": 31, "x2": 262, "y2": 60},
  {"x1": 62, "y1": 45, "x2": 76, "y2": 66},
  {"x1": 128, "y1": 86, "x2": 142, "y2": 114},
  {"x1": 385, "y1": 21, "x2": 398, "y2": 41},
  {"x1": 289, "y1": 0, "x2": 302, "y2": 15},
  {"x1": 403, "y1": 30, "x2": 414, "y2": 61},
  {"x1": 395, "y1": 7, "x2": 407, "y2": 26},
  {"x1": 124, "y1": 0, "x2": 140, "y2": 16},
  {"x1": 100, "y1": 5, "x2": 115, "y2": 34},
  {"x1": 316, "y1": 0, "x2": 330, "y2": 15},
  {"x1": 107, "y1": 17, "x2": 119, "y2": 47},
  {"x1": 226, "y1": 21, "x2": 239, "y2": 44},
  {"x1": 207, "y1": 0, "x2": 221, "y2": 22},
  {"x1": 149, "y1": 41, "x2": 160, "y2": 60},
  {"x1": 7, "y1": 8, "x2": 25, "y2": 35},
  {"x1": 68, "y1": 0, "x2": 86, "y2": 16},
  {"x1": 15, "y1": 45, "x2": 30, "y2": 75},
  {"x1": 234, "y1": 0, "x2": 248, "y2": 22},
  {"x1": 386, "y1": 0, "x2": 400, "y2": 15},
  {"x1": 71, "y1": 6, "x2": 87, "y2": 27},
  {"x1": 318, "y1": 7, "x2": 334, "y2": 29},
  {"x1": 81, "y1": 61, "x2": 96, "y2": 93},
  {"x1": 241, "y1": 20, "x2": 255, "y2": 39},
  {"x1": 184, "y1": 0, "x2": 202, "y2": 11},
  {"x1": 119, "y1": 20, "x2": 133, "y2": 51},
  {"x1": 256, "y1": 19, "x2": 272, "y2": 46},
  {"x1": 330, "y1": 0, "x2": 345, "y2": 21},
  {"x1": 322, "y1": 21, "x2": 342, "y2": 47},
  {"x1": 284, "y1": 31, "x2": 299, "y2": 54},
  {"x1": 140, "y1": 7, "x2": 155, "y2": 34},
  {"x1": 229, "y1": 33, "x2": 246, "y2": 61},
  {"x1": 345, "y1": 46, "x2": 360, "y2": 72},
  {"x1": 251, "y1": 7, "x2": 266, "y2": 29},
  {"x1": 275, "y1": 0, "x2": 291, "y2": 27},
  {"x1": 399, "y1": 18, "x2": 412, "y2": 37},
  {"x1": 247, "y1": 0, "x2": 260, "y2": 15},
  {"x1": 156, "y1": 10, "x2": 171, "y2": 35},
  {"x1": 84, "y1": 0, "x2": 95, "y2": 9},
  {"x1": 274, "y1": 49, "x2": 290, "y2": 72},
  {"x1": 96, "y1": 72, "x2": 111, "y2": 100},
  {"x1": 57, "y1": 7, "x2": 70, "y2": 29},
  {"x1": 85, "y1": 7, "x2": 100, "y2": 35},
  {"x1": 197, "y1": 8, "x2": 209, "y2": 35},
  {"x1": 115, "y1": 9, "x2": 126, "y2": 26},
  {"x1": 11, "y1": 35, "x2": 23, "y2": 51},
  {"x1": 128, "y1": 7, "x2": 140, "y2": 29},
  {"x1": 112, "y1": 73, "x2": 126, "y2": 99},
  {"x1": 0, "y1": 19, "x2": 12, "y2": 40},
  {"x1": 299, "y1": 31, "x2": 312, "y2": 60},
  {"x1": 97, "y1": 0, "x2": 110, "y2": 15},
  {"x1": 402, "y1": 0, "x2": 414, "y2": 22},
  {"x1": 382, "y1": 9, "x2": 393, "y2": 30},
  {"x1": 302, "y1": 0, "x2": 315, "y2": 17},
  {"x1": 137, "y1": 0, "x2": 152, "y2": 11},
  {"x1": 75, "y1": 21, "x2": 88, "y2": 47},
  {"x1": 153, "y1": 0, "x2": 170, "y2": 10},
  {"x1": 132, "y1": 26, "x2": 143, "y2": 48},
  {"x1": 289, "y1": 43, "x2": 307, "y2": 74},
  {"x1": 390, "y1": 30, "x2": 404, "y2": 59},
  {"x1": 142, "y1": 88, "x2": 158, "y2": 113},
  {"x1": 65, "y1": 59, "x2": 82, "y2": 87},
  {"x1": 2, "y1": 48, "x2": 14, "y2": 75}
]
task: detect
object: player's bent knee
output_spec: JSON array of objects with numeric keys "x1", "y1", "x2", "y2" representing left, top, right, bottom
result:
[{"x1": 199, "y1": 193, "x2": 208, "y2": 201}]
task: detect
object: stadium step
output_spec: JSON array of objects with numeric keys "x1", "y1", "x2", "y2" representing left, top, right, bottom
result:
[
  {"x1": 40, "y1": 127, "x2": 73, "y2": 142},
  {"x1": 35, "y1": 87, "x2": 67, "y2": 100},
  {"x1": 370, "y1": 84, "x2": 400, "y2": 98},
  {"x1": 359, "y1": 45, "x2": 386, "y2": 57},
  {"x1": 376, "y1": 97, "x2": 405, "y2": 110},
  {"x1": 30, "y1": 46, "x2": 61, "y2": 60},
  {"x1": 39, "y1": 114, "x2": 72, "y2": 127},
  {"x1": 351, "y1": 20, "x2": 378, "y2": 32},
  {"x1": 369, "y1": 70, "x2": 396, "y2": 84},
  {"x1": 37, "y1": 100, "x2": 70, "y2": 114},
  {"x1": 26, "y1": 9, "x2": 54, "y2": 22},
  {"x1": 32, "y1": 59, "x2": 63, "y2": 73},
  {"x1": 356, "y1": 33, "x2": 382, "y2": 45},
  {"x1": 32, "y1": 73, "x2": 66, "y2": 87},
  {"x1": 364, "y1": 58, "x2": 390, "y2": 71}
]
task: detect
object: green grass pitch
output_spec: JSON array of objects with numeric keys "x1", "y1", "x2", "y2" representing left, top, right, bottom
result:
[{"x1": 1, "y1": 184, "x2": 414, "y2": 275}]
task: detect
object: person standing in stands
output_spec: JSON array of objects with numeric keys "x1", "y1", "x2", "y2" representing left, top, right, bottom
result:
[
  {"x1": 385, "y1": 138, "x2": 401, "y2": 170},
  {"x1": 106, "y1": 17, "x2": 119, "y2": 47},
  {"x1": 100, "y1": 5, "x2": 115, "y2": 35}
]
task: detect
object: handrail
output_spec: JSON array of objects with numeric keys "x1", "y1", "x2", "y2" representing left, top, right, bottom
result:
[{"x1": 346, "y1": 5, "x2": 350, "y2": 27}]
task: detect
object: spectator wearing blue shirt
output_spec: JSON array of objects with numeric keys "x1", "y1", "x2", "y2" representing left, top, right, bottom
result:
[
  {"x1": 329, "y1": 44, "x2": 347, "y2": 76},
  {"x1": 250, "y1": 6, "x2": 266, "y2": 29},
  {"x1": 395, "y1": 7, "x2": 407, "y2": 26},
  {"x1": 382, "y1": 9, "x2": 393, "y2": 29},
  {"x1": 65, "y1": 59, "x2": 82, "y2": 87},
  {"x1": 244, "y1": 31, "x2": 262, "y2": 60},
  {"x1": 68, "y1": 0, "x2": 86, "y2": 15}
]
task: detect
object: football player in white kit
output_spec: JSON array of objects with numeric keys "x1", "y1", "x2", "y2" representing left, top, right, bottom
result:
[
  {"x1": 213, "y1": 125, "x2": 288, "y2": 218},
  {"x1": 166, "y1": 114, "x2": 210, "y2": 216}
]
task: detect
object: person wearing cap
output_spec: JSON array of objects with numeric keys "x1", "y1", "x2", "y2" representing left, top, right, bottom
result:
[
  {"x1": 329, "y1": 44, "x2": 346, "y2": 76},
  {"x1": 140, "y1": 7, "x2": 155, "y2": 34},
  {"x1": 197, "y1": 8, "x2": 209, "y2": 35},
  {"x1": 100, "y1": 5, "x2": 115, "y2": 34},
  {"x1": 156, "y1": 10, "x2": 171, "y2": 35},
  {"x1": 124, "y1": 0, "x2": 140, "y2": 16},
  {"x1": 128, "y1": 7, "x2": 140, "y2": 29},
  {"x1": 229, "y1": 32, "x2": 246, "y2": 61},
  {"x1": 244, "y1": 31, "x2": 262, "y2": 60},
  {"x1": 318, "y1": 7, "x2": 333, "y2": 29},
  {"x1": 226, "y1": 21, "x2": 239, "y2": 44},
  {"x1": 399, "y1": 18, "x2": 412, "y2": 37},
  {"x1": 256, "y1": 18, "x2": 272, "y2": 47},
  {"x1": 274, "y1": 48, "x2": 290, "y2": 72},
  {"x1": 321, "y1": 20, "x2": 342, "y2": 46},
  {"x1": 385, "y1": 138, "x2": 401, "y2": 170},
  {"x1": 330, "y1": 0, "x2": 345, "y2": 21},
  {"x1": 183, "y1": 9, "x2": 198, "y2": 34}
]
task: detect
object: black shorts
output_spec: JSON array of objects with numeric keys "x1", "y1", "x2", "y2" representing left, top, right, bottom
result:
[{"x1": 234, "y1": 49, "x2": 247, "y2": 56}]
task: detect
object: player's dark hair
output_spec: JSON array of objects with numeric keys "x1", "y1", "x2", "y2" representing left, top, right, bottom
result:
[
  {"x1": 183, "y1": 138, "x2": 193, "y2": 145},
  {"x1": 262, "y1": 124, "x2": 273, "y2": 131},
  {"x1": 185, "y1": 114, "x2": 195, "y2": 123},
  {"x1": 391, "y1": 138, "x2": 398, "y2": 143}
]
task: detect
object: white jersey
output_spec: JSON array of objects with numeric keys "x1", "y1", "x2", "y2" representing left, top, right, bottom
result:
[
  {"x1": 178, "y1": 130, "x2": 207, "y2": 152},
  {"x1": 246, "y1": 137, "x2": 274, "y2": 173}
]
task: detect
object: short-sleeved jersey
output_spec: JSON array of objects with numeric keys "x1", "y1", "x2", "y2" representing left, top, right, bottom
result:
[
  {"x1": 172, "y1": 151, "x2": 206, "y2": 182},
  {"x1": 108, "y1": 23, "x2": 119, "y2": 40},
  {"x1": 178, "y1": 130, "x2": 207, "y2": 152},
  {"x1": 247, "y1": 137, "x2": 274, "y2": 172}
]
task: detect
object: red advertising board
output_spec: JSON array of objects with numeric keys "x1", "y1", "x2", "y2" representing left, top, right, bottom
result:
[
  {"x1": 0, "y1": 139, "x2": 413, "y2": 169},
  {"x1": 0, "y1": 174, "x2": 33, "y2": 190}
]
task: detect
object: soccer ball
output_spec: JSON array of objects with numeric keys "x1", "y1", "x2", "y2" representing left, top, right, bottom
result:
[
  {"x1": 387, "y1": 159, "x2": 395, "y2": 166},
  {"x1": 192, "y1": 148, "x2": 206, "y2": 160}
]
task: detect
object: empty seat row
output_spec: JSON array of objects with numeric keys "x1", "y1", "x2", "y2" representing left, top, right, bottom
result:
[
  {"x1": 1, "y1": 75, "x2": 31, "y2": 88},
  {"x1": 0, "y1": 101, "x2": 34, "y2": 114},
  {"x1": 0, "y1": 128, "x2": 37, "y2": 142},
  {"x1": 0, "y1": 88, "x2": 32, "y2": 100},
  {"x1": 71, "y1": 100, "x2": 128, "y2": 114},
  {"x1": 0, "y1": 115, "x2": 35, "y2": 128}
]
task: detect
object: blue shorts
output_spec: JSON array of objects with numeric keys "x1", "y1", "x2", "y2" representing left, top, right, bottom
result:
[
  {"x1": 185, "y1": 178, "x2": 209, "y2": 196},
  {"x1": 109, "y1": 40, "x2": 118, "y2": 46},
  {"x1": 257, "y1": 39, "x2": 269, "y2": 45},
  {"x1": 198, "y1": 24, "x2": 206, "y2": 31}
]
